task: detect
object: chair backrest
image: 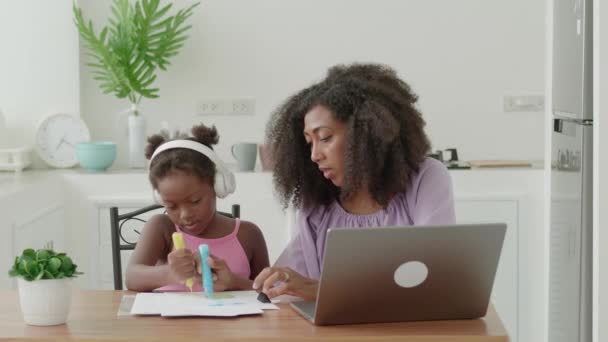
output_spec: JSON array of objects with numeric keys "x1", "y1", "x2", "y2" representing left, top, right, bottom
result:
[{"x1": 109, "y1": 204, "x2": 241, "y2": 290}]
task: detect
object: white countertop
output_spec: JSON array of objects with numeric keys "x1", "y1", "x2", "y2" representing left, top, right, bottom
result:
[{"x1": 0, "y1": 162, "x2": 545, "y2": 201}]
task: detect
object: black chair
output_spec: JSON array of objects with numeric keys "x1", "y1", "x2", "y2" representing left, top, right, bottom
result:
[{"x1": 109, "y1": 204, "x2": 241, "y2": 290}]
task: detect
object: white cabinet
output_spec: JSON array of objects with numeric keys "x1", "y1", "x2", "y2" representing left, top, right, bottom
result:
[
  {"x1": 455, "y1": 198, "x2": 519, "y2": 342},
  {"x1": 95, "y1": 205, "x2": 164, "y2": 290},
  {"x1": 13, "y1": 204, "x2": 67, "y2": 255},
  {"x1": 7, "y1": 204, "x2": 67, "y2": 289},
  {"x1": 449, "y1": 169, "x2": 545, "y2": 342},
  {"x1": 0, "y1": 173, "x2": 67, "y2": 289}
]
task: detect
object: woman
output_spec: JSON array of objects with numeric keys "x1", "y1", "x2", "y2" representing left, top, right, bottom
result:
[{"x1": 253, "y1": 63, "x2": 456, "y2": 300}]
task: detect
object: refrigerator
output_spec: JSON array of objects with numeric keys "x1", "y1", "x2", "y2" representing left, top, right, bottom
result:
[{"x1": 549, "y1": 0, "x2": 592, "y2": 341}]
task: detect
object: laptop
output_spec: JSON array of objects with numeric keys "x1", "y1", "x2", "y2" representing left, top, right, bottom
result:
[{"x1": 290, "y1": 223, "x2": 506, "y2": 325}]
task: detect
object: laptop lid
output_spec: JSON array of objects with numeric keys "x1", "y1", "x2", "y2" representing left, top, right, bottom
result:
[{"x1": 310, "y1": 223, "x2": 506, "y2": 325}]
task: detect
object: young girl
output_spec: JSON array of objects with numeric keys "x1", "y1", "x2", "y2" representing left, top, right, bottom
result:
[{"x1": 126, "y1": 123, "x2": 270, "y2": 292}]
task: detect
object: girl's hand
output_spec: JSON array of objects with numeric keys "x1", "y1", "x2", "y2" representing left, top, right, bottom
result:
[
  {"x1": 206, "y1": 255, "x2": 236, "y2": 291},
  {"x1": 195, "y1": 254, "x2": 249, "y2": 291},
  {"x1": 252, "y1": 267, "x2": 319, "y2": 301},
  {"x1": 166, "y1": 248, "x2": 196, "y2": 283}
]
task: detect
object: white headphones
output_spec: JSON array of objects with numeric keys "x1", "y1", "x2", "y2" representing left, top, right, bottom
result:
[{"x1": 149, "y1": 140, "x2": 236, "y2": 202}]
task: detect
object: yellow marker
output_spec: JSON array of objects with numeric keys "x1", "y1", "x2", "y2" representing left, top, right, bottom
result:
[{"x1": 171, "y1": 232, "x2": 194, "y2": 292}]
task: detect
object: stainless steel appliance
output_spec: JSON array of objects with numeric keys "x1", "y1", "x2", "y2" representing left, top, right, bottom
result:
[{"x1": 549, "y1": 0, "x2": 593, "y2": 341}]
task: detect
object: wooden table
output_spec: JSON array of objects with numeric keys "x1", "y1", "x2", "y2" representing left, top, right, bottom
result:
[{"x1": 0, "y1": 290, "x2": 509, "y2": 341}]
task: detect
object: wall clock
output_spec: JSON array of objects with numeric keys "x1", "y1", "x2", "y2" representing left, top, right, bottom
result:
[{"x1": 35, "y1": 113, "x2": 90, "y2": 168}]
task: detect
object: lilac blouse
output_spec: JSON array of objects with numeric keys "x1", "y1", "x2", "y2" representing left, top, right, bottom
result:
[{"x1": 274, "y1": 158, "x2": 456, "y2": 279}]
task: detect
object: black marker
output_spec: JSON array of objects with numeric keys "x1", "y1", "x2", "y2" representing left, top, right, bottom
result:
[{"x1": 257, "y1": 292, "x2": 271, "y2": 303}]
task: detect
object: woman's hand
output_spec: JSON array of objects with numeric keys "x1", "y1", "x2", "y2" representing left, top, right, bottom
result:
[
  {"x1": 166, "y1": 248, "x2": 196, "y2": 283},
  {"x1": 252, "y1": 267, "x2": 318, "y2": 301}
]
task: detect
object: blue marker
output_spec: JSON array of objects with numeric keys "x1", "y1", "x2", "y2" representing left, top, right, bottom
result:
[{"x1": 199, "y1": 244, "x2": 214, "y2": 297}]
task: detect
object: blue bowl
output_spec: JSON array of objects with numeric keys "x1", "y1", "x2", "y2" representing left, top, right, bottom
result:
[{"x1": 76, "y1": 142, "x2": 117, "y2": 171}]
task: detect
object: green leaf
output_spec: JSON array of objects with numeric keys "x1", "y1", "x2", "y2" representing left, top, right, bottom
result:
[
  {"x1": 73, "y1": 0, "x2": 199, "y2": 101},
  {"x1": 48, "y1": 257, "x2": 62, "y2": 273},
  {"x1": 36, "y1": 249, "x2": 50, "y2": 261},
  {"x1": 8, "y1": 248, "x2": 82, "y2": 280},
  {"x1": 18, "y1": 259, "x2": 27, "y2": 274},
  {"x1": 23, "y1": 249, "x2": 36, "y2": 259},
  {"x1": 59, "y1": 256, "x2": 73, "y2": 273},
  {"x1": 26, "y1": 261, "x2": 40, "y2": 277}
]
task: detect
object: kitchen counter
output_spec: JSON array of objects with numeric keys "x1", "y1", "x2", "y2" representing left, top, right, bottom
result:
[
  {"x1": 0, "y1": 159, "x2": 545, "y2": 193},
  {"x1": 0, "y1": 164, "x2": 547, "y2": 211}
]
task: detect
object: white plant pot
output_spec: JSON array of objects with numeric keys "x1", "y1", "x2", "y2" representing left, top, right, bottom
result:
[
  {"x1": 17, "y1": 278, "x2": 72, "y2": 326},
  {"x1": 128, "y1": 114, "x2": 146, "y2": 168}
]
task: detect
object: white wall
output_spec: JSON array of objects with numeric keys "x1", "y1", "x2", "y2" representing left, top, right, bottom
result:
[
  {"x1": 78, "y1": 0, "x2": 546, "y2": 168},
  {"x1": 0, "y1": 1, "x2": 80, "y2": 166}
]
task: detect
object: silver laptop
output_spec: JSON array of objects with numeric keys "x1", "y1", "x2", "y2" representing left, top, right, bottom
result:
[{"x1": 290, "y1": 223, "x2": 506, "y2": 325}]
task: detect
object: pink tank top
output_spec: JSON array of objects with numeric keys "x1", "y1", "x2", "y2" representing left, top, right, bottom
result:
[{"x1": 154, "y1": 218, "x2": 251, "y2": 292}]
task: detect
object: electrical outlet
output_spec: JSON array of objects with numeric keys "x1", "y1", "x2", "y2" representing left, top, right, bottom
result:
[
  {"x1": 196, "y1": 99, "x2": 225, "y2": 115},
  {"x1": 502, "y1": 95, "x2": 545, "y2": 112},
  {"x1": 228, "y1": 97, "x2": 255, "y2": 115}
]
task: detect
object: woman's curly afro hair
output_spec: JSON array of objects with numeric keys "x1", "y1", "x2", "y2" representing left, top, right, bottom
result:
[
  {"x1": 266, "y1": 63, "x2": 431, "y2": 209},
  {"x1": 145, "y1": 123, "x2": 220, "y2": 190}
]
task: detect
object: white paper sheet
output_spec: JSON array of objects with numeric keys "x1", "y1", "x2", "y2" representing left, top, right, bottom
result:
[
  {"x1": 130, "y1": 292, "x2": 166, "y2": 316},
  {"x1": 130, "y1": 290, "x2": 279, "y2": 317}
]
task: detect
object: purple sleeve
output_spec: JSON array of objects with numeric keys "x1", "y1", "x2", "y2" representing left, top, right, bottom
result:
[
  {"x1": 408, "y1": 159, "x2": 457, "y2": 225},
  {"x1": 273, "y1": 207, "x2": 321, "y2": 279}
]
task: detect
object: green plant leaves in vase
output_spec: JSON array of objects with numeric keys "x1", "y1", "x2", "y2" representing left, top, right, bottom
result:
[
  {"x1": 73, "y1": 0, "x2": 200, "y2": 107},
  {"x1": 9, "y1": 248, "x2": 82, "y2": 281}
]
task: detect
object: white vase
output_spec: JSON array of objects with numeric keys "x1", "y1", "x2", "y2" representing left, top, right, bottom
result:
[
  {"x1": 17, "y1": 278, "x2": 72, "y2": 326},
  {"x1": 128, "y1": 112, "x2": 146, "y2": 168}
]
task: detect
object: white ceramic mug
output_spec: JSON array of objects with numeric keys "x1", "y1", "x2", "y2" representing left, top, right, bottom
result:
[{"x1": 231, "y1": 143, "x2": 257, "y2": 171}]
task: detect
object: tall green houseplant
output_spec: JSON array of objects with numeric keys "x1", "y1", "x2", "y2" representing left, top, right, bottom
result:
[
  {"x1": 73, "y1": 0, "x2": 199, "y2": 167},
  {"x1": 73, "y1": 0, "x2": 199, "y2": 111}
]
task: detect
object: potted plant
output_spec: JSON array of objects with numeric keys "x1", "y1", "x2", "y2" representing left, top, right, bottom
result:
[
  {"x1": 8, "y1": 248, "x2": 82, "y2": 326},
  {"x1": 73, "y1": 0, "x2": 200, "y2": 168}
]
